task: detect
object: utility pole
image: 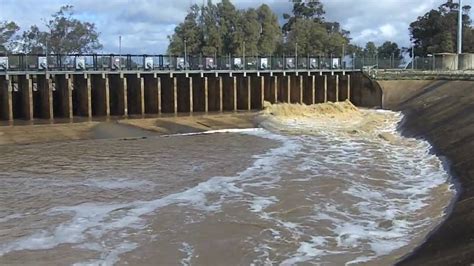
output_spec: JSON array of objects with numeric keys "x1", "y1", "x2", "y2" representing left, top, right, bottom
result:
[
  {"x1": 184, "y1": 38, "x2": 187, "y2": 70},
  {"x1": 342, "y1": 44, "x2": 345, "y2": 69},
  {"x1": 411, "y1": 44, "x2": 415, "y2": 70},
  {"x1": 243, "y1": 41, "x2": 246, "y2": 70},
  {"x1": 458, "y1": 0, "x2": 463, "y2": 54},
  {"x1": 119, "y1": 35, "x2": 122, "y2": 71},
  {"x1": 295, "y1": 42, "x2": 298, "y2": 70}
]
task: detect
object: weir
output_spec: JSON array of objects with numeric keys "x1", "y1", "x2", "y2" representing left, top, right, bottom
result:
[{"x1": 0, "y1": 70, "x2": 379, "y2": 122}]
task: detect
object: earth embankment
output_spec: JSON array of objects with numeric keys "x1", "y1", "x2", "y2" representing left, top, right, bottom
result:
[{"x1": 378, "y1": 80, "x2": 474, "y2": 266}]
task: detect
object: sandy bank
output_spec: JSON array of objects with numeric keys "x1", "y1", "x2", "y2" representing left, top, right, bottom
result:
[
  {"x1": 379, "y1": 80, "x2": 474, "y2": 265},
  {"x1": 0, "y1": 112, "x2": 258, "y2": 145}
]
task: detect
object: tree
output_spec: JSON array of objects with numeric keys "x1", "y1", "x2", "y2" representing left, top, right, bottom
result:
[
  {"x1": 410, "y1": 0, "x2": 473, "y2": 55},
  {"x1": 0, "y1": 21, "x2": 19, "y2": 53},
  {"x1": 168, "y1": 4, "x2": 202, "y2": 55},
  {"x1": 18, "y1": 5, "x2": 102, "y2": 54},
  {"x1": 201, "y1": 1, "x2": 222, "y2": 56},
  {"x1": 378, "y1": 41, "x2": 402, "y2": 59},
  {"x1": 282, "y1": 0, "x2": 325, "y2": 33},
  {"x1": 364, "y1": 42, "x2": 377, "y2": 58},
  {"x1": 257, "y1": 4, "x2": 281, "y2": 56},
  {"x1": 19, "y1": 25, "x2": 47, "y2": 54},
  {"x1": 281, "y1": 0, "x2": 349, "y2": 56},
  {"x1": 231, "y1": 9, "x2": 260, "y2": 56},
  {"x1": 217, "y1": 0, "x2": 239, "y2": 55}
]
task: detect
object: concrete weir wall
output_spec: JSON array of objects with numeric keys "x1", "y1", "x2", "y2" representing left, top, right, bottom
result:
[
  {"x1": 0, "y1": 70, "x2": 379, "y2": 121},
  {"x1": 378, "y1": 79, "x2": 474, "y2": 266}
]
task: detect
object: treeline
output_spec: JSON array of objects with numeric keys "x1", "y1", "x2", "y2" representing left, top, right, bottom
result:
[
  {"x1": 169, "y1": 0, "x2": 474, "y2": 58},
  {"x1": 167, "y1": 0, "x2": 350, "y2": 57},
  {"x1": 410, "y1": 0, "x2": 474, "y2": 56},
  {"x1": 0, "y1": 5, "x2": 102, "y2": 54},
  {"x1": 1, "y1": 0, "x2": 473, "y2": 57}
]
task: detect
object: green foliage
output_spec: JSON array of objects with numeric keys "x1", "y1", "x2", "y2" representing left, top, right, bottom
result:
[
  {"x1": 377, "y1": 41, "x2": 402, "y2": 59},
  {"x1": 168, "y1": 4, "x2": 202, "y2": 55},
  {"x1": 281, "y1": 0, "x2": 349, "y2": 56},
  {"x1": 167, "y1": 1, "x2": 281, "y2": 56},
  {"x1": 257, "y1": 4, "x2": 282, "y2": 55},
  {"x1": 17, "y1": 5, "x2": 102, "y2": 54},
  {"x1": 410, "y1": 0, "x2": 474, "y2": 55},
  {"x1": 282, "y1": 0, "x2": 325, "y2": 33},
  {"x1": 0, "y1": 21, "x2": 19, "y2": 53}
]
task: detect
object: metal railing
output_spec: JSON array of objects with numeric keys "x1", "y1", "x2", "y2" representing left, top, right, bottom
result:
[
  {"x1": 0, "y1": 54, "x2": 350, "y2": 72},
  {"x1": 2, "y1": 53, "x2": 470, "y2": 72}
]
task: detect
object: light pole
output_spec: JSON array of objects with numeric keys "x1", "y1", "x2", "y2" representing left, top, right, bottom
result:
[
  {"x1": 295, "y1": 42, "x2": 298, "y2": 70},
  {"x1": 458, "y1": 0, "x2": 463, "y2": 54},
  {"x1": 342, "y1": 43, "x2": 345, "y2": 69},
  {"x1": 242, "y1": 41, "x2": 246, "y2": 70},
  {"x1": 119, "y1": 35, "x2": 122, "y2": 70},
  {"x1": 184, "y1": 38, "x2": 187, "y2": 70}
]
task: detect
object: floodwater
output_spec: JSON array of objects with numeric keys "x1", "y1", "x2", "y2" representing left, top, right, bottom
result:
[{"x1": 0, "y1": 109, "x2": 455, "y2": 265}]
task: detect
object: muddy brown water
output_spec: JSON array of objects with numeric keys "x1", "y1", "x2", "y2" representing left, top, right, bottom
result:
[{"x1": 0, "y1": 110, "x2": 455, "y2": 265}]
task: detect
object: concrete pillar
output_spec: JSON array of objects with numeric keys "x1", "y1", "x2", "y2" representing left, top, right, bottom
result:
[
  {"x1": 287, "y1": 75, "x2": 291, "y2": 103},
  {"x1": 189, "y1": 77, "x2": 193, "y2": 113},
  {"x1": 109, "y1": 74, "x2": 128, "y2": 116},
  {"x1": 324, "y1": 75, "x2": 328, "y2": 103},
  {"x1": 19, "y1": 75, "x2": 33, "y2": 120},
  {"x1": 143, "y1": 74, "x2": 160, "y2": 114},
  {"x1": 91, "y1": 74, "x2": 110, "y2": 117},
  {"x1": 36, "y1": 75, "x2": 54, "y2": 119},
  {"x1": 174, "y1": 77, "x2": 178, "y2": 114},
  {"x1": 311, "y1": 75, "x2": 316, "y2": 104},
  {"x1": 233, "y1": 76, "x2": 237, "y2": 111},
  {"x1": 347, "y1": 75, "x2": 351, "y2": 101},
  {"x1": 126, "y1": 74, "x2": 145, "y2": 115},
  {"x1": 247, "y1": 77, "x2": 251, "y2": 110},
  {"x1": 299, "y1": 75, "x2": 303, "y2": 104},
  {"x1": 260, "y1": 76, "x2": 265, "y2": 108},
  {"x1": 273, "y1": 76, "x2": 278, "y2": 103},
  {"x1": 0, "y1": 76, "x2": 13, "y2": 121},
  {"x1": 73, "y1": 74, "x2": 92, "y2": 117},
  {"x1": 53, "y1": 74, "x2": 73, "y2": 119},
  {"x1": 204, "y1": 76, "x2": 209, "y2": 112},
  {"x1": 219, "y1": 77, "x2": 223, "y2": 112},
  {"x1": 335, "y1": 74, "x2": 340, "y2": 102}
]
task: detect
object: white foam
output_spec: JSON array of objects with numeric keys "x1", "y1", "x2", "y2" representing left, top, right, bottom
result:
[
  {"x1": 179, "y1": 242, "x2": 194, "y2": 266},
  {"x1": 162, "y1": 128, "x2": 262, "y2": 137}
]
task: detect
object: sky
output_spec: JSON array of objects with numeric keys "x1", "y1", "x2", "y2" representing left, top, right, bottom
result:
[{"x1": 0, "y1": 0, "x2": 472, "y2": 54}]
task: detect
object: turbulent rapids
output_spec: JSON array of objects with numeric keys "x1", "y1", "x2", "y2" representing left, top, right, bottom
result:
[{"x1": 0, "y1": 102, "x2": 455, "y2": 265}]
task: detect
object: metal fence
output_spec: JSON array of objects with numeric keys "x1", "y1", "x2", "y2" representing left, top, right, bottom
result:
[
  {"x1": 1, "y1": 53, "x2": 469, "y2": 72},
  {"x1": 0, "y1": 54, "x2": 350, "y2": 72}
]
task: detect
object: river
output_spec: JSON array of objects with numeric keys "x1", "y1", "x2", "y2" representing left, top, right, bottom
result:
[{"x1": 0, "y1": 105, "x2": 455, "y2": 265}]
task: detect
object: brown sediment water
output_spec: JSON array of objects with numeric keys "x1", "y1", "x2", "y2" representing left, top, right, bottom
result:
[{"x1": 0, "y1": 102, "x2": 455, "y2": 265}]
